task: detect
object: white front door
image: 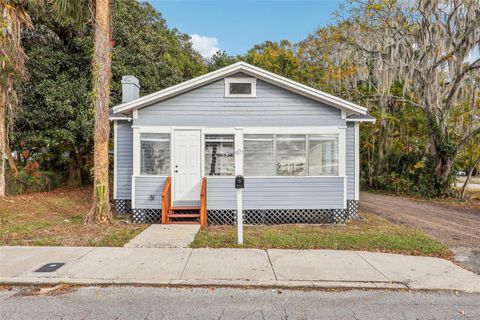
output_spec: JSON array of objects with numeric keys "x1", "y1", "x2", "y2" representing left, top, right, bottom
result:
[{"x1": 174, "y1": 130, "x2": 201, "y2": 201}]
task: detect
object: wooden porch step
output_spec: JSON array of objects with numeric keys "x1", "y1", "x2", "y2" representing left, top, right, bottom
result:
[
  {"x1": 167, "y1": 213, "x2": 200, "y2": 218},
  {"x1": 167, "y1": 221, "x2": 199, "y2": 224},
  {"x1": 169, "y1": 206, "x2": 200, "y2": 211}
]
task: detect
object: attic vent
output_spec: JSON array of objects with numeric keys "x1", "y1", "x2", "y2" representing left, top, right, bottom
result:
[{"x1": 225, "y1": 77, "x2": 256, "y2": 97}]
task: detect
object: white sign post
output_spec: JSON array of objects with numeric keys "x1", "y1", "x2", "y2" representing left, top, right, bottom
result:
[
  {"x1": 237, "y1": 188, "x2": 243, "y2": 244},
  {"x1": 234, "y1": 128, "x2": 244, "y2": 245}
]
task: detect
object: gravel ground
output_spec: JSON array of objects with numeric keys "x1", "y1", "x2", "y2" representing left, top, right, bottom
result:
[
  {"x1": 360, "y1": 192, "x2": 480, "y2": 274},
  {"x1": 1, "y1": 286, "x2": 479, "y2": 320}
]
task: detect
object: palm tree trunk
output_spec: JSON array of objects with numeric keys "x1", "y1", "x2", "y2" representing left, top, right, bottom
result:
[{"x1": 86, "y1": 0, "x2": 112, "y2": 223}]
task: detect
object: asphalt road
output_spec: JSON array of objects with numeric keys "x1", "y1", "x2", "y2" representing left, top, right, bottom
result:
[{"x1": 1, "y1": 286, "x2": 479, "y2": 320}]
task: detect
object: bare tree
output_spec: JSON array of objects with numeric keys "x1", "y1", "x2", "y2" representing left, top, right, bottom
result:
[{"x1": 338, "y1": 0, "x2": 480, "y2": 194}]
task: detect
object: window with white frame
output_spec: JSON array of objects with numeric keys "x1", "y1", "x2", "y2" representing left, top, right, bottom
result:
[
  {"x1": 224, "y1": 78, "x2": 256, "y2": 97},
  {"x1": 244, "y1": 135, "x2": 275, "y2": 176},
  {"x1": 308, "y1": 135, "x2": 339, "y2": 175},
  {"x1": 205, "y1": 135, "x2": 235, "y2": 176},
  {"x1": 140, "y1": 133, "x2": 170, "y2": 175},
  {"x1": 243, "y1": 134, "x2": 339, "y2": 176},
  {"x1": 276, "y1": 135, "x2": 307, "y2": 176}
]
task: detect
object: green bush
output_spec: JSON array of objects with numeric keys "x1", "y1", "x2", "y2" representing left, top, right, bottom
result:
[{"x1": 6, "y1": 170, "x2": 63, "y2": 196}]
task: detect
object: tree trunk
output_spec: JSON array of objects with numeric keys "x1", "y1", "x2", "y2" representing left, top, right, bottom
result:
[
  {"x1": 5, "y1": 145, "x2": 18, "y2": 177},
  {"x1": 0, "y1": 89, "x2": 6, "y2": 198},
  {"x1": 425, "y1": 110, "x2": 456, "y2": 196},
  {"x1": 85, "y1": 0, "x2": 112, "y2": 223},
  {"x1": 67, "y1": 150, "x2": 82, "y2": 187},
  {"x1": 459, "y1": 156, "x2": 480, "y2": 199}
]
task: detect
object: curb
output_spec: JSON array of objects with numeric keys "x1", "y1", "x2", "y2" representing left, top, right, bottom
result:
[{"x1": 0, "y1": 277, "x2": 411, "y2": 291}]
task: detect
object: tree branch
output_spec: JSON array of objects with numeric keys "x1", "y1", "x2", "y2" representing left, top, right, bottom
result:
[
  {"x1": 445, "y1": 58, "x2": 480, "y2": 110},
  {"x1": 458, "y1": 125, "x2": 480, "y2": 152}
]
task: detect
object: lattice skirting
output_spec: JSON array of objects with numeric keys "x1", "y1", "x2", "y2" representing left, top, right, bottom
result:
[
  {"x1": 131, "y1": 209, "x2": 161, "y2": 223},
  {"x1": 112, "y1": 199, "x2": 132, "y2": 215},
  {"x1": 208, "y1": 208, "x2": 349, "y2": 225},
  {"x1": 347, "y1": 200, "x2": 359, "y2": 220}
]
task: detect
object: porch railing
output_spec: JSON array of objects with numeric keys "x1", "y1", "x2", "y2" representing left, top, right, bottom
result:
[
  {"x1": 161, "y1": 176, "x2": 172, "y2": 224},
  {"x1": 200, "y1": 177, "x2": 207, "y2": 228}
]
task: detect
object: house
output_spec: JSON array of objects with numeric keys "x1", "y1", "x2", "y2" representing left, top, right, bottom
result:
[{"x1": 110, "y1": 62, "x2": 375, "y2": 226}]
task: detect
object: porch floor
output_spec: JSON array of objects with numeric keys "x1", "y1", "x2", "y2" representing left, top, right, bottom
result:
[{"x1": 124, "y1": 225, "x2": 200, "y2": 248}]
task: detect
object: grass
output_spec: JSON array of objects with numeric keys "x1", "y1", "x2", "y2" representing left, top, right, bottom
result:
[
  {"x1": 191, "y1": 212, "x2": 450, "y2": 258},
  {"x1": 0, "y1": 187, "x2": 147, "y2": 247}
]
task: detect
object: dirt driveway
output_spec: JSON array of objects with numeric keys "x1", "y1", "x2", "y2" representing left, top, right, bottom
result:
[{"x1": 360, "y1": 192, "x2": 480, "y2": 273}]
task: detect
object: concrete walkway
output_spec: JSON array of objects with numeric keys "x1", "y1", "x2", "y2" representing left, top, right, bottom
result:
[
  {"x1": 1, "y1": 246, "x2": 480, "y2": 292},
  {"x1": 124, "y1": 225, "x2": 200, "y2": 248}
]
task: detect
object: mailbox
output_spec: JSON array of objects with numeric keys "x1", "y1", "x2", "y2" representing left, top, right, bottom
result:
[{"x1": 235, "y1": 175, "x2": 244, "y2": 189}]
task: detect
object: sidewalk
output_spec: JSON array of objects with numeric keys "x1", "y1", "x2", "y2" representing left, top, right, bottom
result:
[{"x1": 1, "y1": 246, "x2": 480, "y2": 292}]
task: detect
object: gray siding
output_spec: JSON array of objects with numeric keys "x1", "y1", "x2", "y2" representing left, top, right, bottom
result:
[
  {"x1": 346, "y1": 122, "x2": 355, "y2": 200},
  {"x1": 135, "y1": 79, "x2": 344, "y2": 127},
  {"x1": 115, "y1": 120, "x2": 133, "y2": 199},
  {"x1": 207, "y1": 177, "x2": 345, "y2": 210},
  {"x1": 134, "y1": 176, "x2": 167, "y2": 209}
]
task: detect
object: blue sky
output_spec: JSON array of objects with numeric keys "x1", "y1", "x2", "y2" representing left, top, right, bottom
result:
[{"x1": 149, "y1": 0, "x2": 343, "y2": 57}]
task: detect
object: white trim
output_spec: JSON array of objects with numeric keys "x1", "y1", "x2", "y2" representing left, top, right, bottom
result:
[
  {"x1": 112, "y1": 62, "x2": 367, "y2": 115},
  {"x1": 346, "y1": 118, "x2": 376, "y2": 123},
  {"x1": 338, "y1": 127, "x2": 346, "y2": 177},
  {"x1": 240, "y1": 175, "x2": 347, "y2": 179},
  {"x1": 132, "y1": 126, "x2": 345, "y2": 135},
  {"x1": 132, "y1": 109, "x2": 138, "y2": 119},
  {"x1": 354, "y1": 122, "x2": 360, "y2": 200},
  {"x1": 343, "y1": 176, "x2": 347, "y2": 209},
  {"x1": 225, "y1": 77, "x2": 256, "y2": 98},
  {"x1": 113, "y1": 120, "x2": 118, "y2": 199},
  {"x1": 109, "y1": 116, "x2": 132, "y2": 121},
  {"x1": 132, "y1": 127, "x2": 140, "y2": 176},
  {"x1": 131, "y1": 175, "x2": 136, "y2": 209},
  {"x1": 341, "y1": 110, "x2": 346, "y2": 120}
]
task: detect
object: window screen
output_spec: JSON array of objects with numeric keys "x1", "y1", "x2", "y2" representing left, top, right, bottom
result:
[
  {"x1": 243, "y1": 134, "x2": 339, "y2": 176},
  {"x1": 276, "y1": 135, "x2": 306, "y2": 176},
  {"x1": 244, "y1": 135, "x2": 275, "y2": 176},
  {"x1": 205, "y1": 135, "x2": 235, "y2": 176},
  {"x1": 140, "y1": 133, "x2": 170, "y2": 175},
  {"x1": 230, "y1": 82, "x2": 252, "y2": 95},
  {"x1": 308, "y1": 135, "x2": 339, "y2": 175}
]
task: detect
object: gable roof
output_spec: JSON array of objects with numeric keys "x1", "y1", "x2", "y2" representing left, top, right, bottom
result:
[{"x1": 112, "y1": 61, "x2": 368, "y2": 115}]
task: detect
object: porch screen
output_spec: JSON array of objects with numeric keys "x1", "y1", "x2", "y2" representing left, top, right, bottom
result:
[
  {"x1": 243, "y1": 134, "x2": 339, "y2": 176},
  {"x1": 308, "y1": 135, "x2": 339, "y2": 175},
  {"x1": 205, "y1": 135, "x2": 235, "y2": 176},
  {"x1": 276, "y1": 135, "x2": 307, "y2": 176},
  {"x1": 140, "y1": 133, "x2": 170, "y2": 175},
  {"x1": 244, "y1": 135, "x2": 275, "y2": 176}
]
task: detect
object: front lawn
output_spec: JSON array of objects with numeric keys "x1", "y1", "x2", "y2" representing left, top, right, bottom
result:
[
  {"x1": 0, "y1": 187, "x2": 146, "y2": 247},
  {"x1": 191, "y1": 212, "x2": 450, "y2": 257}
]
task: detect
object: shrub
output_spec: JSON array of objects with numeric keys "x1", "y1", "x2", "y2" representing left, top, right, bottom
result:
[{"x1": 6, "y1": 170, "x2": 63, "y2": 196}]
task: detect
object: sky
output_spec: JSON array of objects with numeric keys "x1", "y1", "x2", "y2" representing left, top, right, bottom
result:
[{"x1": 149, "y1": 0, "x2": 343, "y2": 57}]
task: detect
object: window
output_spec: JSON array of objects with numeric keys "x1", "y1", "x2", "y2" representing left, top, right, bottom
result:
[
  {"x1": 276, "y1": 135, "x2": 306, "y2": 176},
  {"x1": 140, "y1": 133, "x2": 170, "y2": 175},
  {"x1": 308, "y1": 135, "x2": 339, "y2": 175},
  {"x1": 230, "y1": 83, "x2": 252, "y2": 95},
  {"x1": 205, "y1": 135, "x2": 235, "y2": 176},
  {"x1": 244, "y1": 135, "x2": 275, "y2": 176},
  {"x1": 243, "y1": 134, "x2": 340, "y2": 176},
  {"x1": 224, "y1": 78, "x2": 256, "y2": 97}
]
